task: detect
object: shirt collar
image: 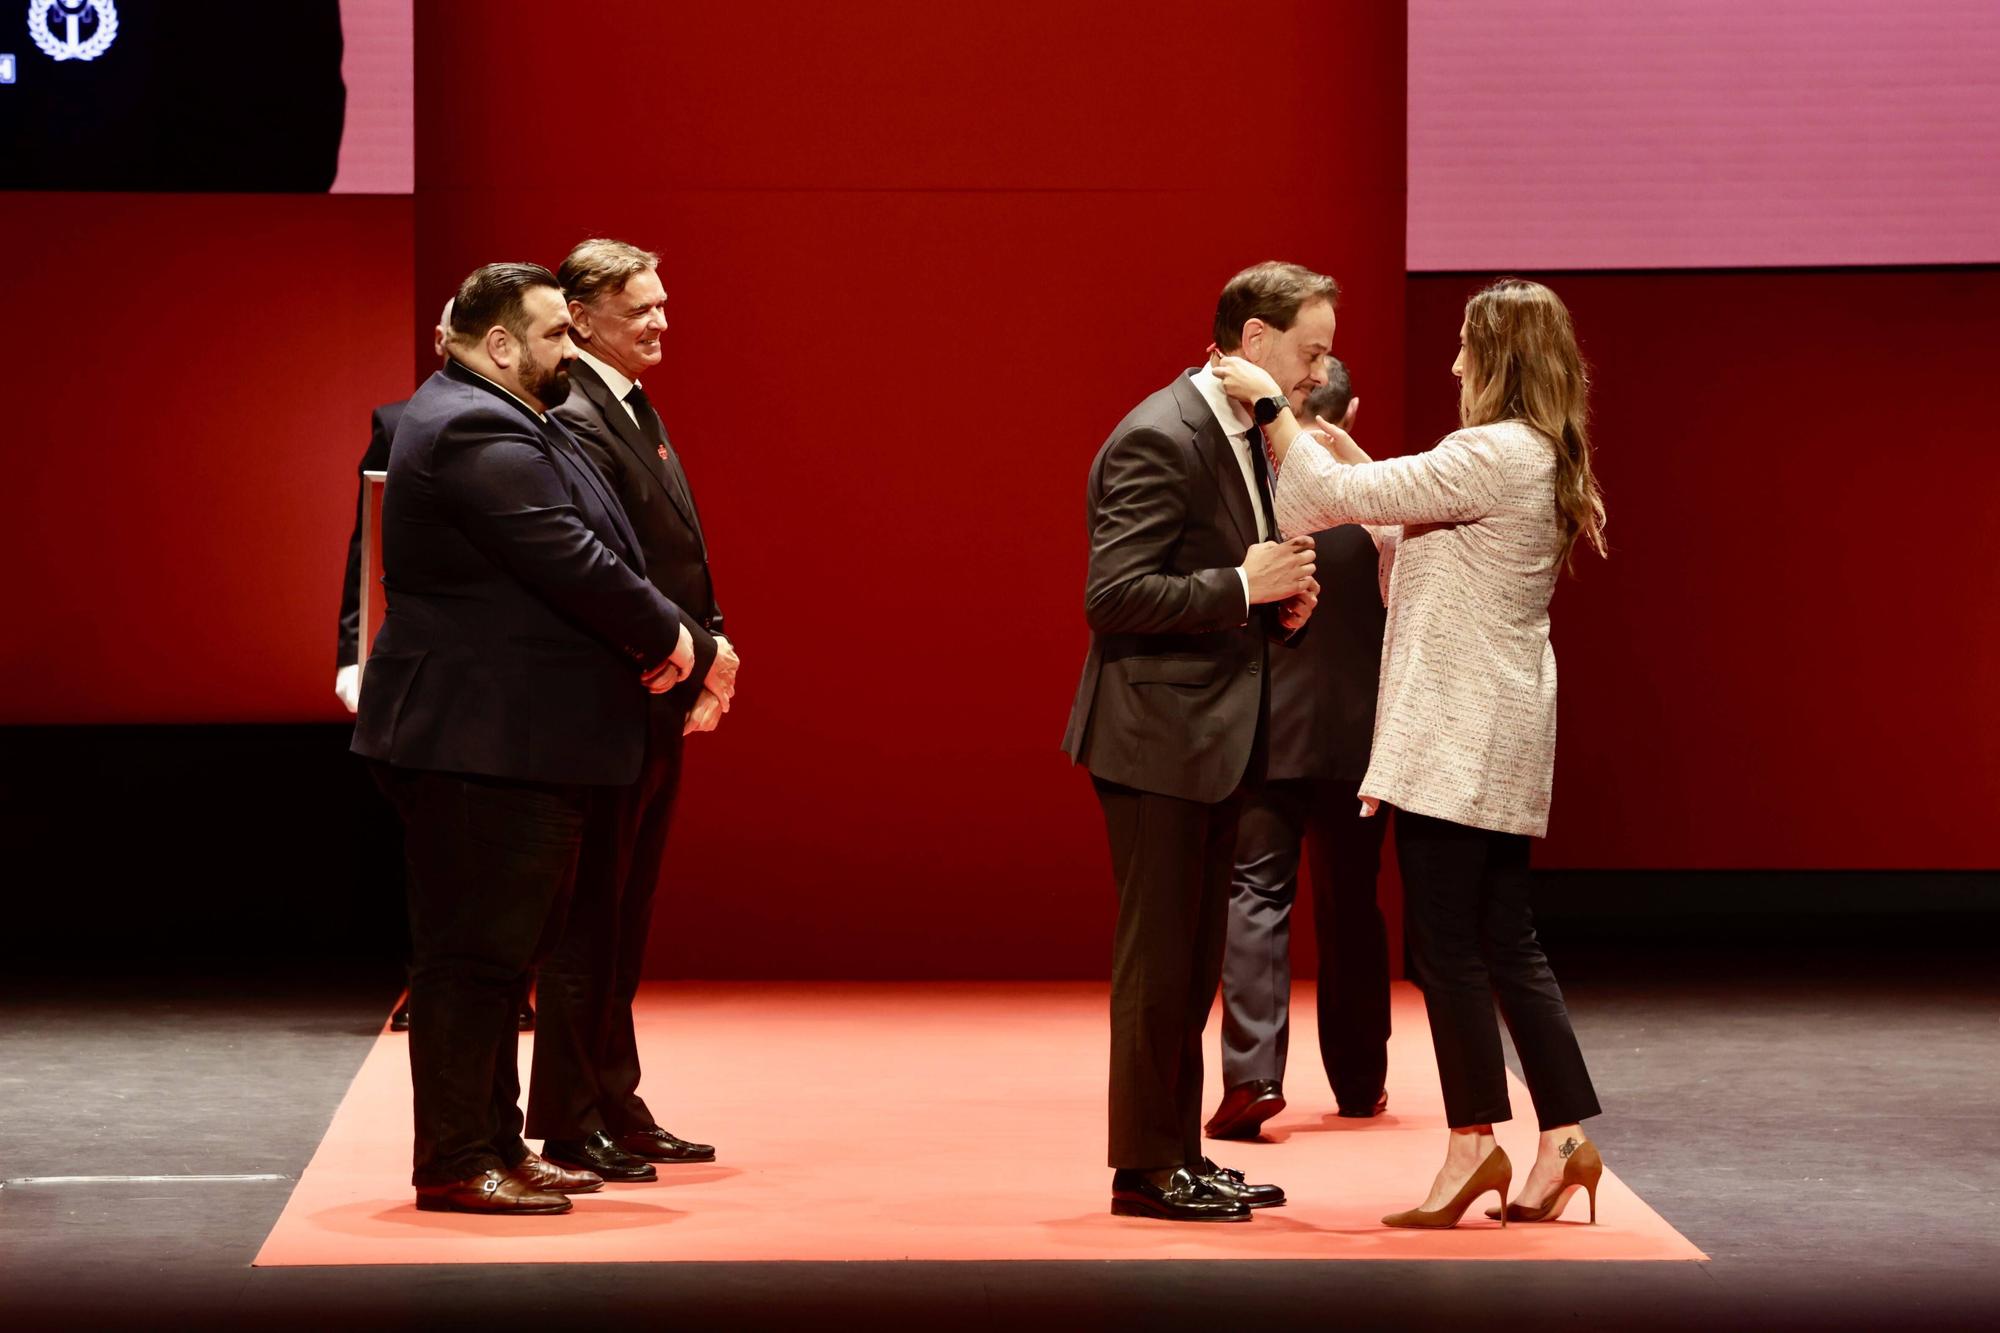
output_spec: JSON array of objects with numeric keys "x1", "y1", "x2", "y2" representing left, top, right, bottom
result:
[
  {"x1": 575, "y1": 346, "x2": 637, "y2": 404},
  {"x1": 453, "y1": 362, "x2": 548, "y2": 423},
  {"x1": 1188, "y1": 365, "x2": 1256, "y2": 441}
]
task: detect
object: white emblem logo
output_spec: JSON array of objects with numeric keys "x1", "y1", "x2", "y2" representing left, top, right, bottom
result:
[{"x1": 29, "y1": 0, "x2": 117, "y2": 62}]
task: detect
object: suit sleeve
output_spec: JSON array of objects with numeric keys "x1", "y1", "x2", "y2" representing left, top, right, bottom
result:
[
  {"x1": 1274, "y1": 428, "x2": 1504, "y2": 534},
  {"x1": 1084, "y1": 426, "x2": 1251, "y2": 636},
  {"x1": 433, "y1": 415, "x2": 686, "y2": 670},
  {"x1": 558, "y1": 404, "x2": 719, "y2": 684},
  {"x1": 335, "y1": 408, "x2": 394, "y2": 667}
]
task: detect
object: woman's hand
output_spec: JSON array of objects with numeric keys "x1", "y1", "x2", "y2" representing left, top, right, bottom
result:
[
  {"x1": 1206, "y1": 349, "x2": 1282, "y2": 403},
  {"x1": 1306, "y1": 415, "x2": 1372, "y2": 465}
]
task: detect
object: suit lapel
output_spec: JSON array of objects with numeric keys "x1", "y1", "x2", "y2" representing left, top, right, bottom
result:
[
  {"x1": 1175, "y1": 375, "x2": 1257, "y2": 549},
  {"x1": 546, "y1": 415, "x2": 644, "y2": 569},
  {"x1": 579, "y1": 361, "x2": 704, "y2": 533}
]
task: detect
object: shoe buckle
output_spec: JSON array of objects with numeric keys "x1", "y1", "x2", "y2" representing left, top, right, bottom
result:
[{"x1": 481, "y1": 1176, "x2": 499, "y2": 1195}]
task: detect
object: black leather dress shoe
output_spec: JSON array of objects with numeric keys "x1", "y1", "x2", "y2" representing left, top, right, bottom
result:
[
  {"x1": 1195, "y1": 1156, "x2": 1286, "y2": 1208},
  {"x1": 1204, "y1": 1079, "x2": 1286, "y2": 1140},
  {"x1": 415, "y1": 1168, "x2": 571, "y2": 1215},
  {"x1": 540, "y1": 1131, "x2": 658, "y2": 1182},
  {"x1": 1110, "y1": 1167, "x2": 1252, "y2": 1222},
  {"x1": 613, "y1": 1126, "x2": 716, "y2": 1163},
  {"x1": 389, "y1": 1004, "x2": 411, "y2": 1032},
  {"x1": 517, "y1": 999, "x2": 536, "y2": 1031},
  {"x1": 1337, "y1": 1089, "x2": 1389, "y2": 1118}
]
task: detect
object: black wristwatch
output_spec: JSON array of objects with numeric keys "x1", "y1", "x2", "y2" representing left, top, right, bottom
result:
[{"x1": 1252, "y1": 394, "x2": 1287, "y2": 425}]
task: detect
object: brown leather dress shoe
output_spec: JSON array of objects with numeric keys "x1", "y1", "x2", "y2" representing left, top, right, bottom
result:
[
  {"x1": 414, "y1": 1168, "x2": 572, "y2": 1215},
  {"x1": 513, "y1": 1151, "x2": 604, "y2": 1194},
  {"x1": 613, "y1": 1126, "x2": 717, "y2": 1164},
  {"x1": 1204, "y1": 1079, "x2": 1286, "y2": 1140}
]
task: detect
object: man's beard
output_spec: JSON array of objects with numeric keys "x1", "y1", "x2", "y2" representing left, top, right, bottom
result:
[{"x1": 526, "y1": 358, "x2": 572, "y2": 407}]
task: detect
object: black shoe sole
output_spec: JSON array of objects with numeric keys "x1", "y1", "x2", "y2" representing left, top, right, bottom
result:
[
  {"x1": 1204, "y1": 1094, "x2": 1286, "y2": 1140},
  {"x1": 1110, "y1": 1196, "x2": 1252, "y2": 1222},
  {"x1": 625, "y1": 1150, "x2": 718, "y2": 1164},
  {"x1": 414, "y1": 1195, "x2": 572, "y2": 1215},
  {"x1": 540, "y1": 1155, "x2": 657, "y2": 1183}
]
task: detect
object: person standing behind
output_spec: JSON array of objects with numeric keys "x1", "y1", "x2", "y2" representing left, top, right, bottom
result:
[
  {"x1": 1205, "y1": 358, "x2": 1392, "y2": 1142},
  {"x1": 1063, "y1": 262, "x2": 1327, "y2": 1223},
  {"x1": 354, "y1": 262, "x2": 697, "y2": 1216},
  {"x1": 526, "y1": 239, "x2": 734, "y2": 1183},
  {"x1": 1213, "y1": 277, "x2": 1611, "y2": 1230}
]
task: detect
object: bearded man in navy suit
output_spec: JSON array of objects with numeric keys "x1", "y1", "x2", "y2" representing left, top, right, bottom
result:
[{"x1": 353, "y1": 262, "x2": 698, "y2": 1216}]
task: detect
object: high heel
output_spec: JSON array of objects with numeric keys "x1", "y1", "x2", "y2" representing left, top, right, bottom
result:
[
  {"x1": 1382, "y1": 1146, "x2": 1511, "y2": 1229},
  {"x1": 1485, "y1": 1138, "x2": 1602, "y2": 1223}
]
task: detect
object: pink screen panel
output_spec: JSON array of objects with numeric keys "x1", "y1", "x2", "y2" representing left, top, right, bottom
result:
[
  {"x1": 1409, "y1": 0, "x2": 2000, "y2": 270},
  {"x1": 331, "y1": 0, "x2": 413, "y2": 193}
]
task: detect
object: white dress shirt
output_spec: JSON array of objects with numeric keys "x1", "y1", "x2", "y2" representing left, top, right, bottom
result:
[
  {"x1": 574, "y1": 347, "x2": 641, "y2": 426},
  {"x1": 1187, "y1": 365, "x2": 1273, "y2": 615}
]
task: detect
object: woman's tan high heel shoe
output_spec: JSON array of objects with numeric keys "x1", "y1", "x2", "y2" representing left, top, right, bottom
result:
[
  {"x1": 1382, "y1": 1146, "x2": 1511, "y2": 1229},
  {"x1": 1485, "y1": 1138, "x2": 1602, "y2": 1223}
]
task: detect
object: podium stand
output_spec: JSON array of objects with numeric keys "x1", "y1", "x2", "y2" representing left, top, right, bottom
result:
[{"x1": 356, "y1": 471, "x2": 387, "y2": 675}]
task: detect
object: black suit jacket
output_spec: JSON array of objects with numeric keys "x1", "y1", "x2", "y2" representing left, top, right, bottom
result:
[
  {"x1": 550, "y1": 359, "x2": 724, "y2": 712},
  {"x1": 350, "y1": 360, "x2": 690, "y2": 786},
  {"x1": 1265, "y1": 525, "x2": 1386, "y2": 782},
  {"x1": 1063, "y1": 372, "x2": 1290, "y2": 804},
  {"x1": 336, "y1": 398, "x2": 405, "y2": 668}
]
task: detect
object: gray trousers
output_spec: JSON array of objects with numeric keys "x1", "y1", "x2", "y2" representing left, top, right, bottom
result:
[{"x1": 1219, "y1": 777, "x2": 1391, "y2": 1110}]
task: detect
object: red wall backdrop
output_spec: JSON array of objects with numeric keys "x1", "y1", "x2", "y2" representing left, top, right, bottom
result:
[
  {"x1": 1406, "y1": 269, "x2": 2000, "y2": 869},
  {"x1": 412, "y1": 0, "x2": 1408, "y2": 977},
  {"x1": 0, "y1": 193, "x2": 413, "y2": 721}
]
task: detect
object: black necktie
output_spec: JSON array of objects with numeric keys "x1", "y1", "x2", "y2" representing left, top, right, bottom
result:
[
  {"x1": 624, "y1": 384, "x2": 694, "y2": 508},
  {"x1": 1247, "y1": 426, "x2": 1279, "y2": 540}
]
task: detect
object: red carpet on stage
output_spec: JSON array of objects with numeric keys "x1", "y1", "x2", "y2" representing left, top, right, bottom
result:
[{"x1": 253, "y1": 983, "x2": 1704, "y2": 1265}]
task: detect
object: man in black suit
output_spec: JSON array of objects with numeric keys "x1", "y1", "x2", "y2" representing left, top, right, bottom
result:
[
  {"x1": 335, "y1": 305, "x2": 534, "y2": 1035},
  {"x1": 1204, "y1": 359, "x2": 1393, "y2": 1141},
  {"x1": 353, "y1": 262, "x2": 698, "y2": 1215},
  {"x1": 524, "y1": 239, "x2": 734, "y2": 1182},
  {"x1": 1063, "y1": 261, "x2": 1338, "y2": 1222}
]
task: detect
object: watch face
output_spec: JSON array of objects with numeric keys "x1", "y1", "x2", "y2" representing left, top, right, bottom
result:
[{"x1": 1255, "y1": 396, "x2": 1281, "y2": 424}]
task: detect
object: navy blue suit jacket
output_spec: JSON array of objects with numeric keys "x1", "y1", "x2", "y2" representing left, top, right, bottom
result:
[{"x1": 351, "y1": 360, "x2": 689, "y2": 786}]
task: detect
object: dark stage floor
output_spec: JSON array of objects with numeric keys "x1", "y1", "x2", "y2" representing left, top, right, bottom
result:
[{"x1": 1, "y1": 946, "x2": 1994, "y2": 1331}]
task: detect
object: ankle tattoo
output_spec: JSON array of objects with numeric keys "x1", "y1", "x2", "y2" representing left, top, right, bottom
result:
[{"x1": 1557, "y1": 1136, "x2": 1579, "y2": 1160}]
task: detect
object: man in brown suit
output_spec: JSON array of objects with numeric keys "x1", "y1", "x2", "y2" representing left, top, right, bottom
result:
[{"x1": 1063, "y1": 262, "x2": 1336, "y2": 1222}]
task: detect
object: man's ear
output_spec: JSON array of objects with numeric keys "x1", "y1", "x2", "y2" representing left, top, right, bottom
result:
[
  {"x1": 567, "y1": 298, "x2": 592, "y2": 342},
  {"x1": 1341, "y1": 396, "x2": 1360, "y2": 433},
  {"x1": 485, "y1": 325, "x2": 514, "y2": 370},
  {"x1": 1240, "y1": 319, "x2": 1264, "y2": 359}
]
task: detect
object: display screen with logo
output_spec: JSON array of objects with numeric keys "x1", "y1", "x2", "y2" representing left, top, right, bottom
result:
[{"x1": 0, "y1": 0, "x2": 411, "y2": 192}]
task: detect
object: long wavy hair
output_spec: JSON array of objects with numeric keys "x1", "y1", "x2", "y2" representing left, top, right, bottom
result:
[{"x1": 1459, "y1": 278, "x2": 1607, "y2": 572}]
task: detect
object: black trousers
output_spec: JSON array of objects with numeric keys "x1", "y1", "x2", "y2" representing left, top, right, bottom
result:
[
  {"x1": 1094, "y1": 776, "x2": 1242, "y2": 1170},
  {"x1": 526, "y1": 708, "x2": 685, "y2": 1140},
  {"x1": 369, "y1": 763, "x2": 590, "y2": 1187},
  {"x1": 1219, "y1": 778, "x2": 1389, "y2": 1109},
  {"x1": 1395, "y1": 809, "x2": 1600, "y2": 1131}
]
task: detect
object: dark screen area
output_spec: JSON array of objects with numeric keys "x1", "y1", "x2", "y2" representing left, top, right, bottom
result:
[{"x1": 0, "y1": 1, "x2": 345, "y2": 191}]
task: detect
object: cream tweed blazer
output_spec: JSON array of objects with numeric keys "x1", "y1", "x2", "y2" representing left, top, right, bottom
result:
[{"x1": 1273, "y1": 420, "x2": 1562, "y2": 837}]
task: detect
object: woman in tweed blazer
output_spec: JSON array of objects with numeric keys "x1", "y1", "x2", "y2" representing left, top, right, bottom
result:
[{"x1": 1214, "y1": 279, "x2": 1610, "y2": 1230}]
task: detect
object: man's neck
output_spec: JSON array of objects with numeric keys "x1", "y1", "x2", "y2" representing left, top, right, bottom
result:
[
  {"x1": 574, "y1": 342, "x2": 640, "y2": 391},
  {"x1": 451, "y1": 354, "x2": 546, "y2": 421}
]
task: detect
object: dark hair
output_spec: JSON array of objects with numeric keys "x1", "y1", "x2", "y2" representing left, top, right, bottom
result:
[
  {"x1": 558, "y1": 238, "x2": 661, "y2": 307},
  {"x1": 449, "y1": 262, "x2": 562, "y2": 346},
  {"x1": 1302, "y1": 356, "x2": 1353, "y2": 423},
  {"x1": 1212, "y1": 261, "x2": 1340, "y2": 352}
]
